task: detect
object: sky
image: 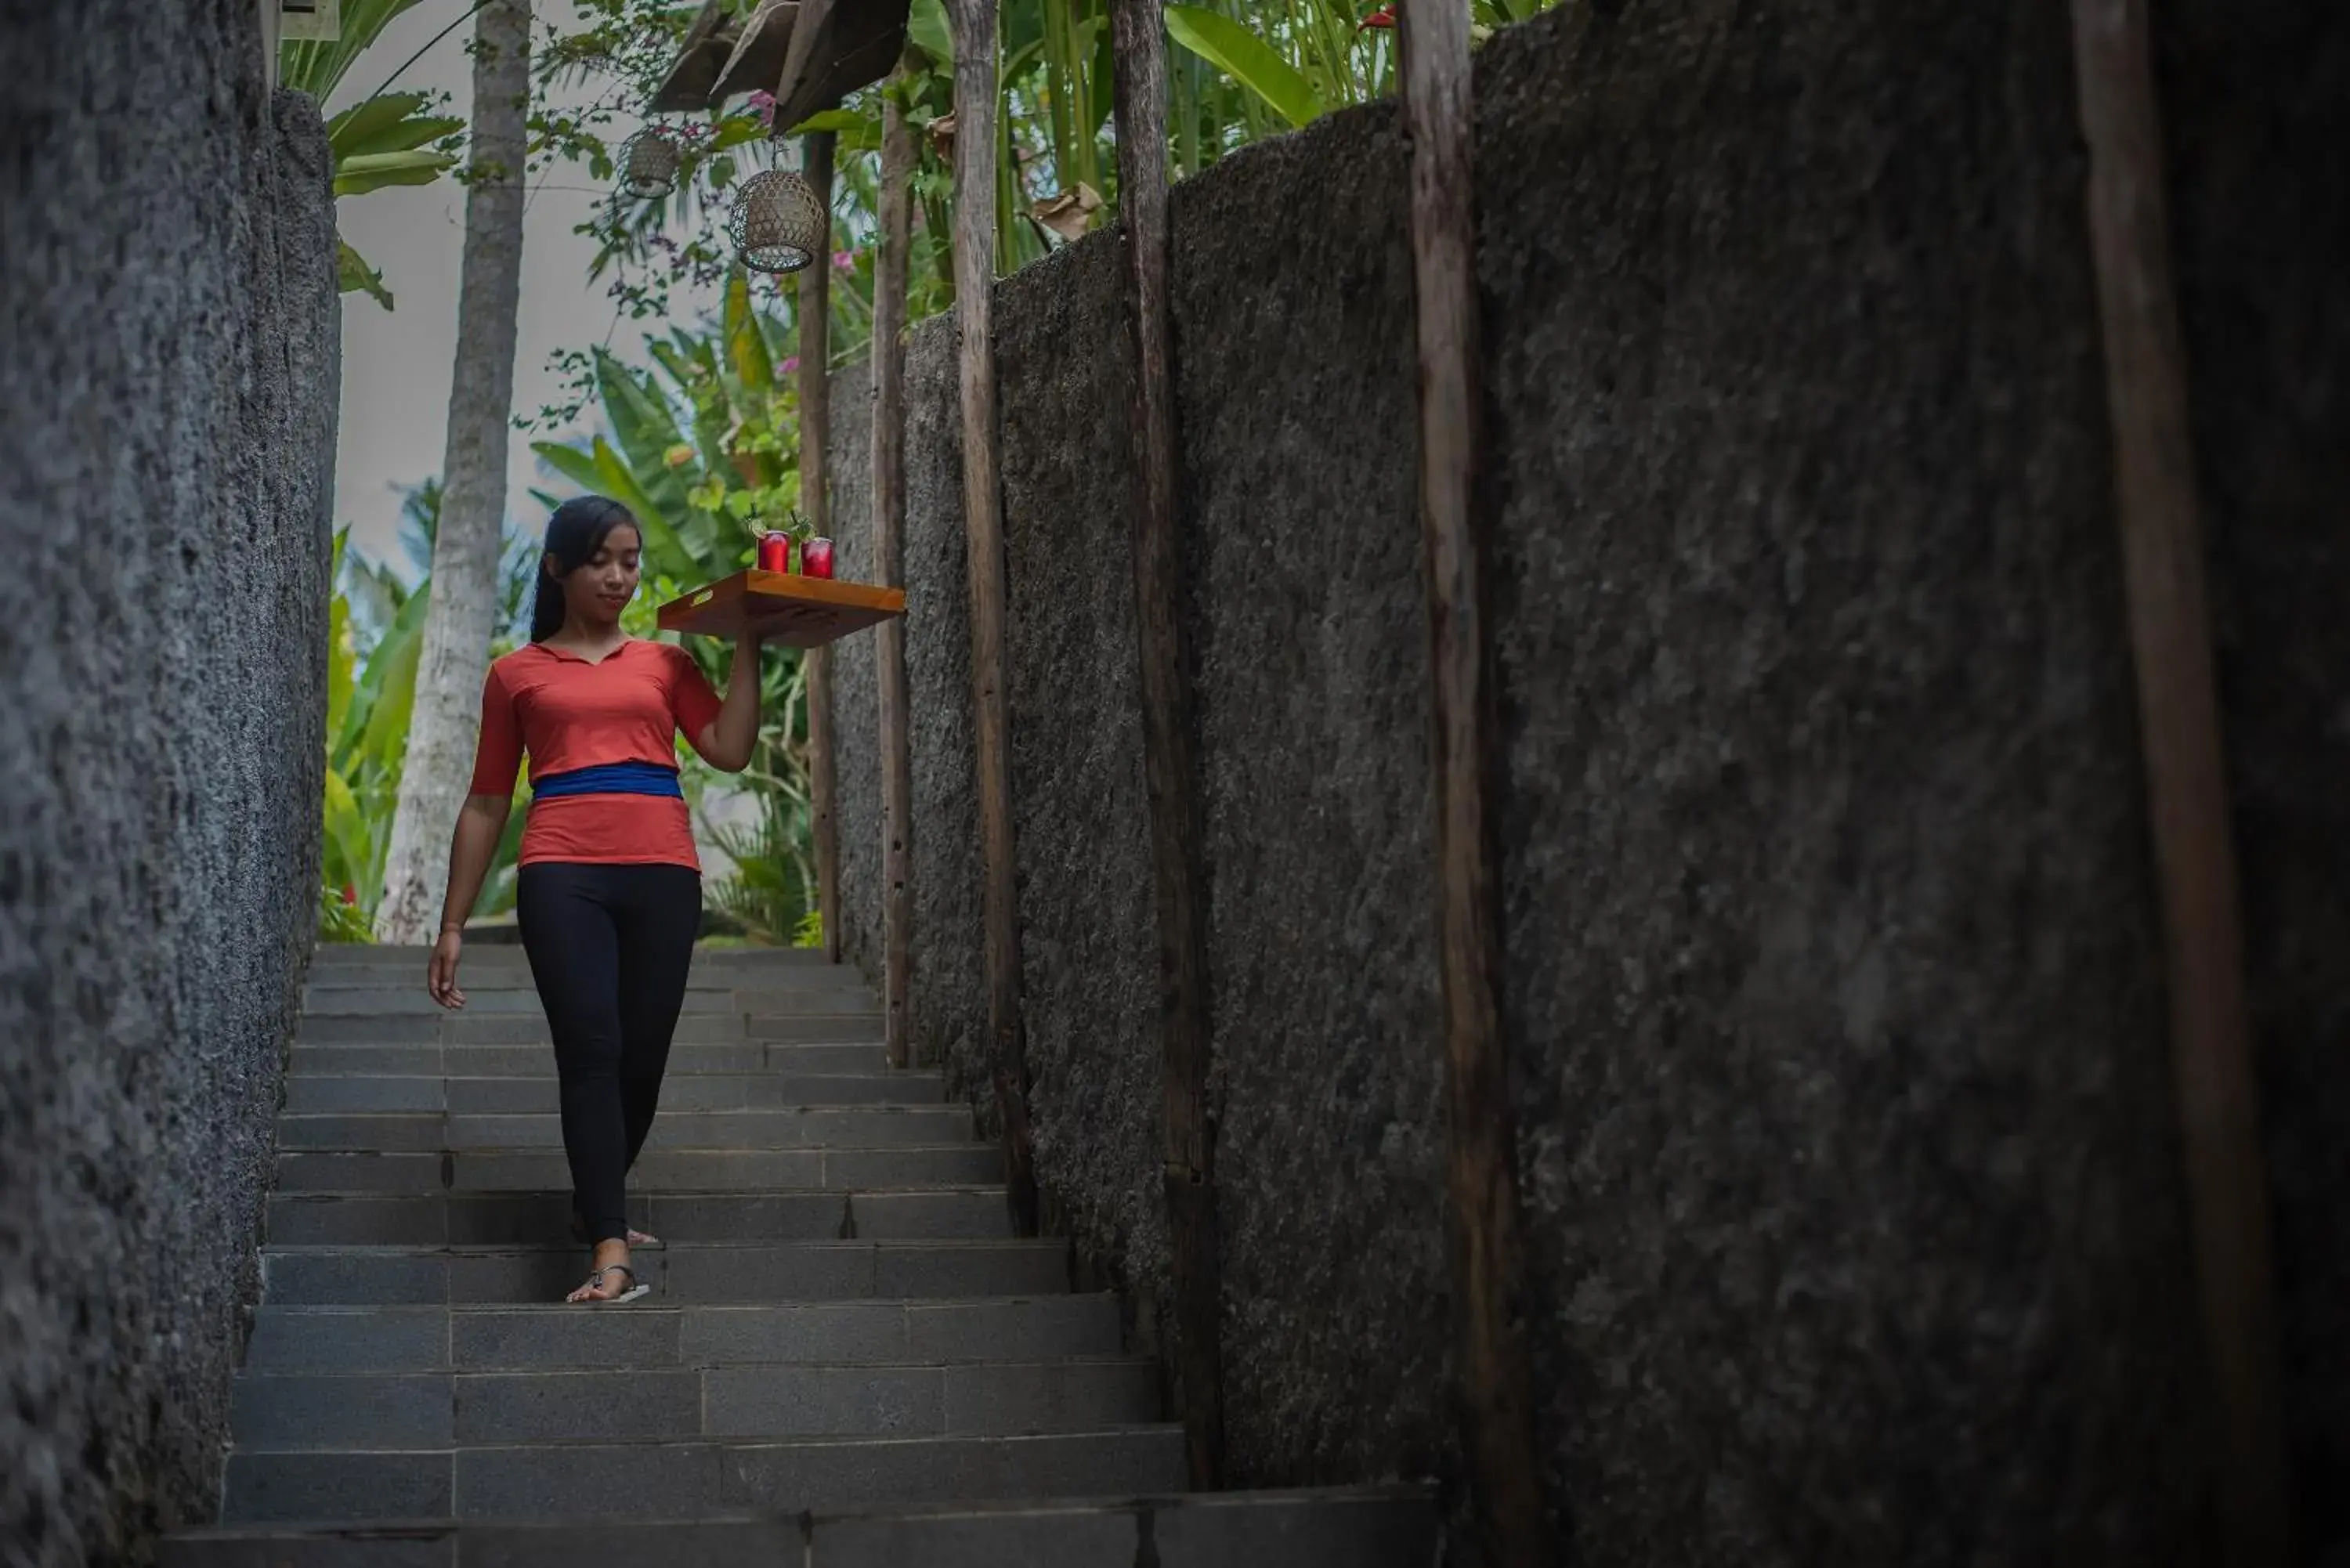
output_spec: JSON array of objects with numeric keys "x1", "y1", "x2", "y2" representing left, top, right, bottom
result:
[{"x1": 327, "y1": 0, "x2": 727, "y2": 575}]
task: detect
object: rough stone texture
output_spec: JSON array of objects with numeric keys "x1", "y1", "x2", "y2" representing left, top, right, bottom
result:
[
  {"x1": 2155, "y1": 3, "x2": 2350, "y2": 1557},
  {"x1": 1169, "y1": 114, "x2": 1454, "y2": 1488},
  {"x1": 0, "y1": 3, "x2": 339, "y2": 1560},
  {"x1": 895, "y1": 319, "x2": 991, "y2": 1111},
  {"x1": 1478, "y1": 6, "x2": 2200, "y2": 1562},
  {"x1": 818, "y1": 2, "x2": 2341, "y2": 1561},
  {"x1": 824, "y1": 359, "x2": 881, "y2": 986},
  {"x1": 993, "y1": 240, "x2": 1170, "y2": 1324}
]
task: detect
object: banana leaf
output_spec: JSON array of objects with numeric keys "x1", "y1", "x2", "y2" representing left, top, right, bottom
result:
[
  {"x1": 530, "y1": 441, "x2": 607, "y2": 496},
  {"x1": 1163, "y1": 5, "x2": 1325, "y2": 130},
  {"x1": 322, "y1": 765, "x2": 371, "y2": 897},
  {"x1": 338, "y1": 240, "x2": 394, "y2": 308},
  {"x1": 907, "y1": 0, "x2": 952, "y2": 67},
  {"x1": 586, "y1": 436, "x2": 700, "y2": 583},
  {"x1": 335, "y1": 149, "x2": 459, "y2": 197},
  {"x1": 327, "y1": 91, "x2": 465, "y2": 158},
  {"x1": 348, "y1": 580, "x2": 432, "y2": 771},
  {"x1": 592, "y1": 349, "x2": 696, "y2": 522},
  {"x1": 723, "y1": 273, "x2": 776, "y2": 393},
  {"x1": 279, "y1": 0, "x2": 429, "y2": 99}
]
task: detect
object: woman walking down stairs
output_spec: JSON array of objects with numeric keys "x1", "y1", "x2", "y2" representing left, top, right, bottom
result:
[{"x1": 159, "y1": 944, "x2": 1437, "y2": 1565}]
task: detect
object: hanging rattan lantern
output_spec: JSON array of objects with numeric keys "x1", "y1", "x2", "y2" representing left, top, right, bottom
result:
[
  {"x1": 618, "y1": 127, "x2": 682, "y2": 199},
  {"x1": 728, "y1": 168, "x2": 826, "y2": 274}
]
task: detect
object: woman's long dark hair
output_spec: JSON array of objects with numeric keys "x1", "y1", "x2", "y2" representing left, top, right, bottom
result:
[{"x1": 530, "y1": 496, "x2": 637, "y2": 642}]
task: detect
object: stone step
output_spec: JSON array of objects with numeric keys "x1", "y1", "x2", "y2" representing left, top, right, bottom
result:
[
  {"x1": 262, "y1": 1240, "x2": 1069, "y2": 1306},
  {"x1": 301, "y1": 988, "x2": 742, "y2": 1016},
  {"x1": 277, "y1": 1106, "x2": 971, "y2": 1150},
  {"x1": 311, "y1": 945, "x2": 830, "y2": 971},
  {"x1": 230, "y1": 1357, "x2": 1157, "y2": 1448},
  {"x1": 168, "y1": 1487, "x2": 1437, "y2": 1567},
  {"x1": 244, "y1": 1298, "x2": 1124, "y2": 1373},
  {"x1": 300, "y1": 982, "x2": 878, "y2": 1016},
  {"x1": 292, "y1": 1042, "x2": 892, "y2": 1077},
  {"x1": 744, "y1": 1013, "x2": 882, "y2": 1045},
  {"x1": 266, "y1": 1189, "x2": 1011, "y2": 1247},
  {"x1": 298, "y1": 1012, "x2": 884, "y2": 1047},
  {"x1": 305, "y1": 966, "x2": 874, "y2": 995},
  {"x1": 274, "y1": 1146, "x2": 1001, "y2": 1194},
  {"x1": 288, "y1": 1071, "x2": 938, "y2": 1112},
  {"x1": 218, "y1": 1428, "x2": 1188, "y2": 1523}
]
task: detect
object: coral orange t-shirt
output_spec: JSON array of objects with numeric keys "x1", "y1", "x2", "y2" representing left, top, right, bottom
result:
[{"x1": 466, "y1": 640, "x2": 725, "y2": 870}]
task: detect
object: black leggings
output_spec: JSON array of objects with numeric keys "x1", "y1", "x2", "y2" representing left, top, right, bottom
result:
[{"x1": 515, "y1": 862, "x2": 701, "y2": 1245}]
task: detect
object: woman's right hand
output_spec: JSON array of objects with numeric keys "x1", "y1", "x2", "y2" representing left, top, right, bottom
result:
[{"x1": 427, "y1": 930, "x2": 467, "y2": 1010}]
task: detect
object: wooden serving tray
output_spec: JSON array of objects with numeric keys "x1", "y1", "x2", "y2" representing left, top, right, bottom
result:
[{"x1": 656, "y1": 570, "x2": 906, "y2": 646}]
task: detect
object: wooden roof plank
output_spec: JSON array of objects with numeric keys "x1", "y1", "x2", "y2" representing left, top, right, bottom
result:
[
  {"x1": 713, "y1": 0, "x2": 802, "y2": 103},
  {"x1": 647, "y1": 0, "x2": 741, "y2": 112},
  {"x1": 769, "y1": 0, "x2": 911, "y2": 133}
]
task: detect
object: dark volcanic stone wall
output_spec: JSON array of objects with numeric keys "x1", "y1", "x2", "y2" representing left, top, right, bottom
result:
[
  {"x1": 2157, "y1": 1, "x2": 2350, "y2": 1555},
  {"x1": 825, "y1": 361, "x2": 880, "y2": 982},
  {"x1": 819, "y1": 2, "x2": 2340, "y2": 1559},
  {"x1": 1477, "y1": 6, "x2": 2198, "y2": 1562},
  {"x1": 0, "y1": 5, "x2": 338, "y2": 1560},
  {"x1": 992, "y1": 240, "x2": 1170, "y2": 1330},
  {"x1": 1170, "y1": 114, "x2": 1453, "y2": 1483},
  {"x1": 897, "y1": 320, "x2": 992, "y2": 1105}
]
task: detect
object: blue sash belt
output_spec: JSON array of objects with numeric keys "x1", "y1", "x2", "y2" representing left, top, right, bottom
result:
[{"x1": 530, "y1": 761, "x2": 684, "y2": 800}]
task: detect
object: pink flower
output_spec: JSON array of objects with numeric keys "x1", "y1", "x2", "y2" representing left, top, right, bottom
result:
[
  {"x1": 747, "y1": 90, "x2": 777, "y2": 128},
  {"x1": 780, "y1": 355, "x2": 801, "y2": 374}
]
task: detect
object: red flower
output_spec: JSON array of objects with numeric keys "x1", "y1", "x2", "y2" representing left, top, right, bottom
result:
[
  {"x1": 341, "y1": 883, "x2": 358, "y2": 906},
  {"x1": 1358, "y1": 4, "x2": 1395, "y2": 27}
]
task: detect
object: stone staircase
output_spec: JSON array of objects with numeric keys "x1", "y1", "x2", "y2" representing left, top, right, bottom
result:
[{"x1": 162, "y1": 945, "x2": 1437, "y2": 1565}]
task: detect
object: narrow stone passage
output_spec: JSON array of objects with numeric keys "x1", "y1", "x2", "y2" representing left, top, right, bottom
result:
[{"x1": 161, "y1": 945, "x2": 1434, "y2": 1565}]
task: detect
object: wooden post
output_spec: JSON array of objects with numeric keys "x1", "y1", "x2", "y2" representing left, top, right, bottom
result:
[
  {"x1": 1397, "y1": 2, "x2": 1553, "y2": 1563},
  {"x1": 873, "y1": 81, "x2": 917, "y2": 1068},
  {"x1": 945, "y1": 0, "x2": 1038, "y2": 1234},
  {"x1": 799, "y1": 129, "x2": 842, "y2": 965},
  {"x1": 1108, "y1": 0, "x2": 1224, "y2": 1490},
  {"x1": 2066, "y1": 3, "x2": 2293, "y2": 1560}
]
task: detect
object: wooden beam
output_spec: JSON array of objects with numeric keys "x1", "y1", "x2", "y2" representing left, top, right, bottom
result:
[
  {"x1": 799, "y1": 128, "x2": 842, "y2": 966},
  {"x1": 770, "y1": 0, "x2": 913, "y2": 140},
  {"x1": 1396, "y1": 2, "x2": 1553, "y2": 1563},
  {"x1": 945, "y1": 0, "x2": 1038, "y2": 1235},
  {"x1": 1108, "y1": 0, "x2": 1223, "y2": 1490},
  {"x1": 873, "y1": 79, "x2": 917, "y2": 1069},
  {"x1": 2066, "y1": 2, "x2": 2293, "y2": 1560},
  {"x1": 647, "y1": 0, "x2": 736, "y2": 112}
]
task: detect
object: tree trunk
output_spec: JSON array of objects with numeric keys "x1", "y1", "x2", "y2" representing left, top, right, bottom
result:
[{"x1": 375, "y1": 0, "x2": 532, "y2": 942}]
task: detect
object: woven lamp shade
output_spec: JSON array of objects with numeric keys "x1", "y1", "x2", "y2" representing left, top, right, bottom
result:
[
  {"x1": 619, "y1": 128, "x2": 682, "y2": 198},
  {"x1": 728, "y1": 169, "x2": 826, "y2": 274}
]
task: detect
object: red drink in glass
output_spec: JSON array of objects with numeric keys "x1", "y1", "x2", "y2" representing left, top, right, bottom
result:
[
  {"x1": 802, "y1": 537, "x2": 835, "y2": 579},
  {"x1": 756, "y1": 531, "x2": 791, "y2": 573}
]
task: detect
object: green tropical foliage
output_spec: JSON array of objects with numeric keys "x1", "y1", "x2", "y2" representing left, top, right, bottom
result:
[
  {"x1": 505, "y1": 0, "x2": 1567, "y2": 938},
  {"x1": 282, "y1": 0, "x2": 466, "y2": 309},
  {"x1": 326, "y1": 90, "x2": 467, "y2": 307},
  {"x1": 322, "y1": 482, "x2": 540, "y2": 938},
  {"x1": 279, "y1": 0, "x2": 436, "y2": 101},
  {"x1": 319, "y1": 883, "x2": 377, "y2": 943},
  {"x1": 522, "y1": 0, "x2": 1559, "y2": 419}
]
